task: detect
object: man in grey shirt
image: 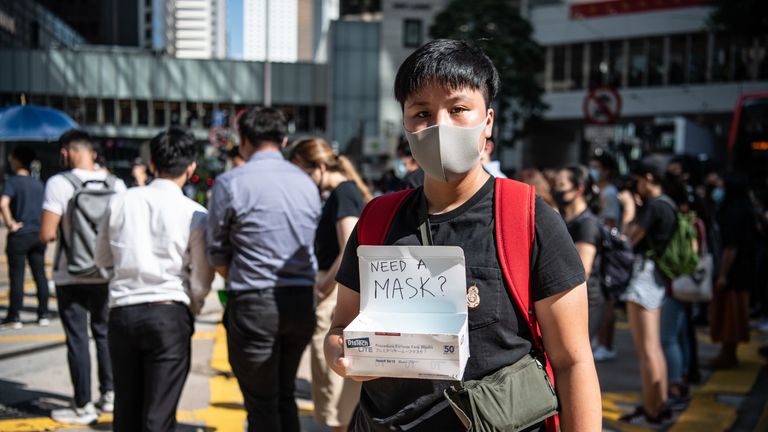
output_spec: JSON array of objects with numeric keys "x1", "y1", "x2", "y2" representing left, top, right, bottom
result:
[{"x1": 207, "y1": 107, "x2": 321, "y2": 432}]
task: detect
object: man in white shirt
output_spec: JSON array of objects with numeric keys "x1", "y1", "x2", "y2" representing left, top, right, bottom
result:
[
  {"x1": 95, "y1": 127, "x2": 213, "y2": 432},
  {"x1": 40, "y1": 130, "x2": 127, "y2": 424}
]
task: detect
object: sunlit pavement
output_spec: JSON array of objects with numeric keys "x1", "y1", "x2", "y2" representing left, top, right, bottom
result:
[{"x1": 0, "y1": 232, "x2": 767, "y2": 431}]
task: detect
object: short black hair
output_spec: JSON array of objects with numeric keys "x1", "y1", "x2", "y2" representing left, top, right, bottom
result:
[
  {"x1": 394, "y1": 39, "x2": 500, "y2": 108},
  {"x1": 59, "y1": 129, "x2": 93, "y2": 150},
  {"x1": 632, "y1": 155, "x2": 667, "y2": 185},
  {"x1": 150, "y1": 127, "x2": 197, "y2": 177},
  {"x1": 237, "y1": 107, "x2": 288, "y2": 148},
  {"x1": 11, "y1": 145, "x2": 35, "y2": 169},
  {"x1": 591, "y1": 152, "x2": 618, "y2": 177},
  {"x1": 396, "y1": 137, "x2": 412, "y2": 158}
]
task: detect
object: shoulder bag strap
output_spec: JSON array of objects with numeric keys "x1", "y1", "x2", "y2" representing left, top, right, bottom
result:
[{"x1": 494, "y1": 178, "x2": 559, "y2": 432}]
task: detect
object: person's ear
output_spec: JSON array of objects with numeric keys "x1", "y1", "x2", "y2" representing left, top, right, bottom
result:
[
  {"x1": 186, "y1": 162, "x2": 197, "y2": 179},
  {"x1": 484, "y1": 108, "x2": 494, "y2": 139}
]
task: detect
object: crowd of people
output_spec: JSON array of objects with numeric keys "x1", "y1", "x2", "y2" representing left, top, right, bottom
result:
[{"x1": 0, "y1": 37, "x2": 766, "y2": 432}]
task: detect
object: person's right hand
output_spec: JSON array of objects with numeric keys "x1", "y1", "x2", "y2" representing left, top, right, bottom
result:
[
  {"x1": 9, "y1": 221, "x2": 23, "y2": 233},
  {"x1": 324, "y1": 331, "x2": 377, "y2": 382}
]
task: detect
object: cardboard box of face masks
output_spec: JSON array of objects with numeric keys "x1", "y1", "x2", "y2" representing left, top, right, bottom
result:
[{"x1": 343, "y1": 246, "x2": 469, "y2": 380}]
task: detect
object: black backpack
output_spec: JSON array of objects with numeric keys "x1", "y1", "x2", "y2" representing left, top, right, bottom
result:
[{"x1": 599, "y1": 225, "x2": 635, "y2": 294}]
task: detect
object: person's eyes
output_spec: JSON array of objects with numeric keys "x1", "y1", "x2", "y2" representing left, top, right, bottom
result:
[{"x1": 415, "y1": 111, "x2": 431, "y2": 119}]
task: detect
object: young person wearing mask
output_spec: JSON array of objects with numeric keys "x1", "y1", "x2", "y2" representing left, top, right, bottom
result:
[
  {"x1": 324, "y1": 39, "x2": 601, "y2": 432},
  {"x1": 554, "y1": 166, "x2": 604, "y2": 342},
  {"x1": 288, "y1": 137, "x2": 371, "y2": 432},
  {"x1": 619, "y1": 156, "x2": 676, "y2": 425}
]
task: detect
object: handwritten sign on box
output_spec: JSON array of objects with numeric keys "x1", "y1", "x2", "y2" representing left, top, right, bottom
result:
[{"x1": 344, "y1": 246, "x2": 469, "y2": 380}]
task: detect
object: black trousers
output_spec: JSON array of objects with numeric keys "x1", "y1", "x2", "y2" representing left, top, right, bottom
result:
[
  {"x1": 109, "y1": 302, "x2": 193, "y2": 432},
  {"x1": 225, "y1": 287, "x2": 315, "y2": 432},
  {"x1": 56, "y1": 283, "x2": 113, "y2": 407},
  {"x1": 5, "y1": 231, "x2": 49, "y2": 319}
]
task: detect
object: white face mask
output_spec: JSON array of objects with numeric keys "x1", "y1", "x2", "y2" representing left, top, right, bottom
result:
[{"x1": 404, "y1": 115, "x2": 489, "y2": 182}]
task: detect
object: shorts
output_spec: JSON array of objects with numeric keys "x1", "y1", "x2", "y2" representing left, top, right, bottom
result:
[{"x1": 620, "y1": 258, "x2": 667, "y2": 311}]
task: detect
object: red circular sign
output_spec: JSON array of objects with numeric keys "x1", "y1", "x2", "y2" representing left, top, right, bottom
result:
[{"x1": 583, "y1": 87, "x2": 622, "y2": 124}]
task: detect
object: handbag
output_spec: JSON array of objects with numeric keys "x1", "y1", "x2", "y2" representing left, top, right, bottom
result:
[
  {"x1": 671, "y1": 253, "x2": 713, "y2": 302},
  {"x1": 671, "y1": 217, "x2": 713, "y2": 302},
  {"x1": 443, "y1": 354, "x2": 559, "y2": 432}
]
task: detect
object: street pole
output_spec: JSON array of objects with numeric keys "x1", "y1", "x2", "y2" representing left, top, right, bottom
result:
[{"x1": 264, "y1": 0, "x2": 272, "y2": 107}]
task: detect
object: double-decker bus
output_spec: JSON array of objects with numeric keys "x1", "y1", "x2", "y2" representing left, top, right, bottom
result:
[{"x1": 728, "y1": 91, "x2": 768, "y2": 200}]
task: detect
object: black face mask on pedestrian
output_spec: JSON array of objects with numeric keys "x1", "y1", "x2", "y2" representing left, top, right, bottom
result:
[{"x1": 553, "y1": 189, "x2": 575, "y2": 208}]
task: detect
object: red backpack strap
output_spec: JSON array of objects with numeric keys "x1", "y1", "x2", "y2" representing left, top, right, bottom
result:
[
  {"x1": 494, "y1": 178, "x2": 559, "y2": 432},
  {"x1": 357, "y1": 189, "x2": 414, "y2": 245}
]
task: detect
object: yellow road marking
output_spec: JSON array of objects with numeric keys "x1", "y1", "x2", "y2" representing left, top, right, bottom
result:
[
  {"x1": 0, "y1": 413, "x2": 112, "y2": 431},
  {"x1": 0, "y1": 334, "x2": 65, "y2": 343},
  {"x1": 670, "y1": 336, "x2": 765, "y2": 432}
]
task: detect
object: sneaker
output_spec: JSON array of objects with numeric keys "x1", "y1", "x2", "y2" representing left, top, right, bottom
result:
[
  {"x1": 592, "y1": 345, "x2": 617, "y2": 362},
  {"x1": 37, "y1": 317, "x2": 50, "y2": 327},
  {"x1": 51, "y1": 402, "x2": 98, "y2": 425},
  {"x1": 96, "y1": 390, "x2": 114, "y2": 413},
  {"x1": 0, "y1": 317, "x2": 23, "y2": 330}
]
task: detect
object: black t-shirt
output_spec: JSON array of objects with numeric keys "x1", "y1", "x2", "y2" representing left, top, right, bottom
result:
[
  {"x1": 635, "y1": 195, "x2": 677, "y2": 256},
  {"x1": 719, "y1": 197, "x2": 756, "y2": 290},
  {"x1": 316, "y1": 181, "x2": 365, "y2": 271},
  {"x1": 2, "y1": 175, "x2": 44, "y2": 235},
  {"x1": 336, "y1": 177, "x2": 585, "y2": 432},
  {"x1": 400, "y1": 168, "x2": 424, "y2": 190},
  {"x1": 566, "y1": 209, "x2": 602, "y2": 288}
]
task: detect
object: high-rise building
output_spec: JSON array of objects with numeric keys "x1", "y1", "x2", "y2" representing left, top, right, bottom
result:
[
  {"x1": 243, "y1": 0, "x2": 338, "y2": 63},
  {"x1": 144, "y1": 0, "x2": 227, "y2": 58}
]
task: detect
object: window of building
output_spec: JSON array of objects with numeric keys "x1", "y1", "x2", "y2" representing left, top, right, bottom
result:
[
  {"x1": 118, "y1": 100, "x2": 132, "y2": 126},
  {"x1": 103, "y1": 99, "x2": 115, "y2": 125},
  {"x1": 201, "y1": 103, "x2": 213, "y2": 128},
  {"x1": 153, "y1": 101, "x2": 166, "y2": 126},
  {"x1": 688, "y1": 33, "x2": 707, "y2": 83},
  {"x1": 571, "y1": 44, "x2": 584, "y2": 90},
  {"x1": 628, "y1": 38, "x2": 647, "y2": 87},
  {"x1": 85, "y1": 98, "x2": 98, "y2": 124},
  {"x1": 49, "y1": 96, "x2": 65, "y2": 111},
  {"x1": 588, "y1": 42, "x2": 606, "y2": 88},
  {"x1": 314, "y1": 106, "x2": 326, "y2": 132},
  {"x1": 648, "y1": 37, "x2": 664, "y2": 86},
  {"x1": 608, "y1": 40, "x2": 625, "y2": 87},
  {"x1": 403, "y1": 19, "x2": 422, "y2": 48},
  {"x1": 137, "y1": 100, "x2": 149, "y2": 126},
  {"x1": 711, "y1": 34, "x2": 731, "y2": 82},
  {"x1": 64, "y1": 97, "x2": 83, "y2": 124},
  {"x1": 552, "y1": 45, "x2": 566, "y2": 83},
  {"x1": 669, "y1": 34, "x2": 686, "y2": 84},
  {"x1": 169, "y1": 102, "x2": 181, "y2": 126}
]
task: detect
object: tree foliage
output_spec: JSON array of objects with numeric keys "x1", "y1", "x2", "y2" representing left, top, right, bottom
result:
[
  {"x1": 708, "y1": 0, "x2": 768, "y2": 42},
  {"x1": 430, "y1": 0, "x2": 547, "y2": 137}
]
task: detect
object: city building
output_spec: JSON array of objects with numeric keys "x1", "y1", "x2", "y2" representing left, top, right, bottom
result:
[
  {"x1": 148, "y1": 0, "x2": 227, "y2": 58},
  {"x1": 526, "y1": 0, "x2": 768, "y2": 168},
  {"x1": 0, "y1": 0, "x2": 85, "y2": 49},
  {"x1": 243, "y1": 0, "x2": 338, "y2": 63}
]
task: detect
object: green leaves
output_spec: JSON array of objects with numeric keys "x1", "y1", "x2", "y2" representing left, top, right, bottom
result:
[{"x1": 430, "y1": 0, "x2": 547, "y2": 139}]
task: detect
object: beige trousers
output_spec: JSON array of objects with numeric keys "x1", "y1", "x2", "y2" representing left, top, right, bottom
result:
[{"x1": 311, "y1": 281, "x2": 362, "y2": 427}]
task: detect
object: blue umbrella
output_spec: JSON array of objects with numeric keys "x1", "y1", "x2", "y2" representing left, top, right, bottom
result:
[{"x1": 0, "y1": 104, "x2": 79, "y2": 141}]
